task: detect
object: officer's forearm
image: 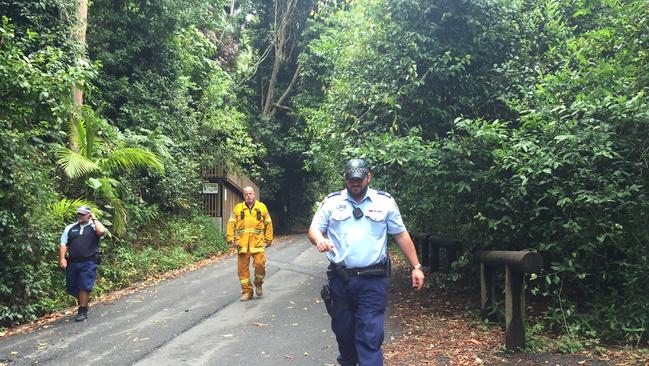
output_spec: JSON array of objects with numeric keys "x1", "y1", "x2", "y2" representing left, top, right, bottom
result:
[
  {"x1": 394, "y1": 231, "x2": 420, "y2": 267},
  {"x1": 307, "y1": 228, "x2": 324, "y2": 245}
]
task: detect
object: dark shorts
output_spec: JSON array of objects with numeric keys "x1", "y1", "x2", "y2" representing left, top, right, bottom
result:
[{"x1": 66, "y1": 260, "x2": 98, "y2": 296}]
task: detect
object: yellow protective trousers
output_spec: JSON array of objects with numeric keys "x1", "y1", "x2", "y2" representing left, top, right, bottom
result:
[{"x1": 237, "y1": 252, "x2": 266, "y2": 295}]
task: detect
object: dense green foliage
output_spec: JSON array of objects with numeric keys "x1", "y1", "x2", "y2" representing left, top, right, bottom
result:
[
  {"x1": 95, "y1": 215, "x2": 228, "y2": 294},
  {"x1": 87, "y1": 0, "x2": 258, "y2": 207},
  {"x1": 0, "y1": 0, "x2": 242, "y2": 328},
  {"x1": 0, "y1": 3, "x2": 80, "y2": 325},
  {"x1": 2, "y1": 0, "x2": 648, "y2": 347},
  {"x1": 299, "y1": 0, "x2": 649, "y2": 345}
]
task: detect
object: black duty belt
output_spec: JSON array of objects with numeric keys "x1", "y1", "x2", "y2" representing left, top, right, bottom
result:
[{"x1": 327, "y1": 258, "x2": 391, "y2": 281}]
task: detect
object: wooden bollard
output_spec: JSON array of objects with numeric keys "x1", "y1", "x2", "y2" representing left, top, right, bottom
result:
[{"x1": 476, "y1": 250, "x2": 543, "y2": 350}]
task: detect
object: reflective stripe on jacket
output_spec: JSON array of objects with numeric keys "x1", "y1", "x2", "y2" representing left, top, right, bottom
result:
[{"x1": 226, "y1": 201, "x2": 273, "y2": 253}]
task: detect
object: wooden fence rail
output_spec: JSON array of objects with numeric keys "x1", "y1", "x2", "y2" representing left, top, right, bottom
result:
[
  {"x1": 476, "y1": 250, "x2": 543, "y2": 350},
  {"x1": 410, "y1": 232, "x2": 544, "y2": 351},
  {"x1": 411, "y1": 233, "x2": 461, "y2": 272}
]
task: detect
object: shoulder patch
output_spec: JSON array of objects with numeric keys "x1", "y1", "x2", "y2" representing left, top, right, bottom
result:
[
  {"x1": 326, "y1": 191, "x2": 341, "y2": 198},
  {"x1": 377, "y1": 191, "x2": 392, "y2": 198}
]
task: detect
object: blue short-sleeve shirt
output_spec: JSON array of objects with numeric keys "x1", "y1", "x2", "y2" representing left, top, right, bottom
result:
[{"x1": 310, "y1": 188, "x2": 407, "y2": 268}]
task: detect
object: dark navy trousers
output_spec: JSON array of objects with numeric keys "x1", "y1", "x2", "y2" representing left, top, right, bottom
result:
[{"x1": 329, "y1": 274, "x2": 389, "y2": 366}]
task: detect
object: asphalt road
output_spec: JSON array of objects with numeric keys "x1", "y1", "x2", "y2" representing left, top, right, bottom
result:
[{"x1": 0, "y1": 234, "x2": 350, "y2": 366}]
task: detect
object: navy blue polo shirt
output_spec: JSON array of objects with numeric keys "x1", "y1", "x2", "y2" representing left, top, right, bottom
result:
[{"x1": 60, "y1": 221, "x2": 101, "y2": 260}]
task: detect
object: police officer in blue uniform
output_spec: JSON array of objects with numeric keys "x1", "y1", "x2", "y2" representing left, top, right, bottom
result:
[
  {"x1": 308, "y1": 158, "x2": 424, "y2": 366},
  {"x1": 59, "y1": 205, "x2": 106, "y2": 322}
]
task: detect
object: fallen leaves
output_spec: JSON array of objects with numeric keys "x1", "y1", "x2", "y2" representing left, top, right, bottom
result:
[
  {"x1": 469, "y1": 338, "x2": 483, "y2": 346},
  {"x1": 383, "y1": 251, "x2": 649, "y2": 366}
]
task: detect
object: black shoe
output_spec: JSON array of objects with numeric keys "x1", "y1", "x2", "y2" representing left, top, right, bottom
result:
[{"x1": 75, "y1": 307, "x2": 88, "y2": 322}]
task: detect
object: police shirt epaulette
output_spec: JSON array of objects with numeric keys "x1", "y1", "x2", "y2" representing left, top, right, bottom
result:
[
  {"x1": 326, "y1": 191, "x2": 342, "y2": 199},
  {"x1": 377, "y1": 191, "x2": 392, "y2": 198}
]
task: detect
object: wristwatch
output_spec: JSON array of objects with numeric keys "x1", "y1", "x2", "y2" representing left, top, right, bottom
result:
[{"x1": 413, "y1": 264, "x2": 422, "y2": 270}]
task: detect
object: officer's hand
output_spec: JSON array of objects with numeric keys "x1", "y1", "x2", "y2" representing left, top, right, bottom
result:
[
  {"x1": 228, "y1": 240, "x2": 236, "y2": 247},
  {"x1": 315, "y1": 238, "x2": 334, "y2": 253},
  {"x1": 265, "y1": 241, "x2": 272, "y2": 248},
  {"x1": 59, "y1": 258, "x2": 67, "y2": 270},
  {"x1": 412, "y1": 268, "x2": 425, "y2": 290}
]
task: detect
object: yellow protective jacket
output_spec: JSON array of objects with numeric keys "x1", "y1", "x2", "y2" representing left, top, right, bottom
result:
[{"x1": 226, "y1": 201, "x2": 273, "y2": 253}]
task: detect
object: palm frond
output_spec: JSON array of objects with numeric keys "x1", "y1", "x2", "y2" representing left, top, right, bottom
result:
[
  {"x1": 110, "y1": 198, "x2": 127, "y2": 236},
  {"x1": 92, "y1": 177, "x2": 122, "y2": 200},
  {"x1": 87, "y1": 178, "x2": 124, "y2": 235},
  {"x1": 100, "y1": 148, "x2": 164, "y2": 174},
  {"x1": 55, "y1": 147, "x2": 101, "y2": 178},
  {"x1": 80, "y1": 106, "x2": 105, "y2": 159},
  {"x1": 68, "y1": 110, "x2": 86, "y2": 152}
]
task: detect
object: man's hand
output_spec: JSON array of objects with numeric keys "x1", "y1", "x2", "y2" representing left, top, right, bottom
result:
[
  {"x1": 59, "y1": 258, "x2": 67, "y2": 270},
  {"x1": 265, "y1": 241, "x2": 272, "y2": 248},
  {"x1": 315, "y1": 238, "x2": 334, "y2": 253},
  {"x1": 411, "y1": 268, "x2": 425, "y2": 290},
  {"x1": 228, "y1": 240, "x2": 236, "y2": 247}
]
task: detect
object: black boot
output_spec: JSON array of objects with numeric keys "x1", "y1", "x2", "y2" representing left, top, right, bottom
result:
[{"x1": 75, "y1": 306, "x2": 88, "y2": 322}]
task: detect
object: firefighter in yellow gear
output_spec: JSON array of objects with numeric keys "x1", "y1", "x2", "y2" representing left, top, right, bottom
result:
[{"x1": 226, "y1": 186, "x2": 273, "y2": 301}]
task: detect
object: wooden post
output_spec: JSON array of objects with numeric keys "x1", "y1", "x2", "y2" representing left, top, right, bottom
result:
[
  {"x1": 447, "y1": 243, "x2": 459, "y2": 270},
  {"x1": 430, "y1": 245, "x2": 440, "y2": 272},
  {"x1": 480, "y1": 262, "x2": 496, "y2": 320},
  {"x1": 421, "y1": 235, "x2": 430, "y2": 268},
  {"x1": 505, "y1": 265, "x2": 525, "y2": 350},
  {"x1": 476, "y1": 250, "x2": 543, "y2": 351},
  {"x1": 411, "y1": 233, "x2": 428, "y2": 265}
]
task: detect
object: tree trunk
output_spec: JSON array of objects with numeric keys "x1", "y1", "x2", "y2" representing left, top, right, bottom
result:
[
  {"x1": 261, "y1": 0, "x2": 299, "y2": 118},
  {"x1": 262, "y1": 42, "x2": 282, "y2": 116},
  {"x1": 68, "y1": 0, "x2": 88, "y2": 153},
  {"x1": 72, "y1": 0, "x2": 88, "y2": 108},
  {"x1": 269, "y1": 63, "x2": 300, "y2": 118}
]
